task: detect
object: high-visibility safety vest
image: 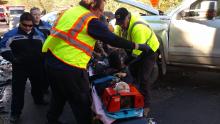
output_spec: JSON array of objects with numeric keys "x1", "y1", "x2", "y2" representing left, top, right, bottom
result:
[
  {"x1": 115, "y1": 14, "x2": 160, "y2": 56},
  {"x1": 42, "y1": 6, "x2": 97, "y2": 69}
]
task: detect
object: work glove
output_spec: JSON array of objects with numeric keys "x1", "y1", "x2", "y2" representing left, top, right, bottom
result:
[{"x1": 124, "y1": 55, "x2": 135, "y2": 66}]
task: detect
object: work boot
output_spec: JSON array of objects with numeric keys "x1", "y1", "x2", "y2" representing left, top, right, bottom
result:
[
  {"x1": 144, "y1": 107, "x2": 150, "y2": 117},
  {"x1": 10, "y1": 114, "x2": 20, "y2": 123}
]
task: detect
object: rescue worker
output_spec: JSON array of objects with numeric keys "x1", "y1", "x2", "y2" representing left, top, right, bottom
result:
[
  {"x1": 30, "y1": 7, "x2": 52, "y2": 94},
  {"x1": 0, "y1": 12, "x2": 47, "y2": 123},
  {"x1": 42, "y1": 0, "x2": 151, "y2": 124},
  {"x1": 114, "y1": 7, "x2": 160, "y2": 117}
]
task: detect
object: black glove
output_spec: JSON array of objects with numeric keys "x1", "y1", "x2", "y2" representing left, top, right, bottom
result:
[
  {"x1": 137, "y1": 44, "x2": 151, "y2": 53},
  {"x1": 124, "y1": 55, "x2": 135, "y2": 66}
]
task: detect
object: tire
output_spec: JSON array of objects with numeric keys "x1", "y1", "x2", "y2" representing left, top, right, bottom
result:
[{"x1": 149, "y1": 62, "x2": 159, "y2": 86}]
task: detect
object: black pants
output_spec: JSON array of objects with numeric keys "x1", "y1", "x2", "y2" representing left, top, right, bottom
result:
[
  {"x1": 46, "y1": 65, "x2": 92, "y2": 124},
  {"x1": 129, "y1": 52, "x2": 157, "y2": 107},
  {"x1": 11, "y1": 63, "x2": 44, "y2": 116},
  {"x1": 42, "y1": 66, "x2": 50, "y2": 93}
]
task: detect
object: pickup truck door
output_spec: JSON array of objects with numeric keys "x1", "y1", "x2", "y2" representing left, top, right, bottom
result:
[{"x1": 168, "y1": 0, "x2": 220, "y2": 67}]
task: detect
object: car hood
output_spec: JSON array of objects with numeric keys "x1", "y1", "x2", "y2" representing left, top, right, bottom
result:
[
  {"x1": 115, "y1": 0, "x2": 169, "y2": 31},
  {"x1": 115, "y1": 0, "x2": 159, "y2": 15},
  {"x1": 41, "y1": 11, "x2": 59, "y2": 26}
]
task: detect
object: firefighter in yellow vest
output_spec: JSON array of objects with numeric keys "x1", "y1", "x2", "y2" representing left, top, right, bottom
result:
[
  {"x1": 114, "y1": 7, "x2": 160, "y2": 117},
  {"x1": 42, "y1": 0, "x2": 151, "y2": 124}
]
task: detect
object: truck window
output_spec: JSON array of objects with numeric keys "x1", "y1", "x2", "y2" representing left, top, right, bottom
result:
[
  {"x1": 190, "y1": 0, "x2": 217, "y2": 10},
  {"x1": 190, "y1": 0, "x2": 217, "y2": 19},
  {"x1": 0, "y1": 8, "x2": 3, "y2": 12},
  {"x1": 10, "y1": 10, "x2": 24, "y2": 15}
]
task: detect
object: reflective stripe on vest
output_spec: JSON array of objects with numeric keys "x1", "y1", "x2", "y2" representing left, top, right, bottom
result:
[
  {"x1": 42, "y1": 6, "x2": 97, "y2": 69},
  {"x1": 129, "y1": 21, "x2": 153, "y2": 45},
  {"x1": 128, "y1": 18, "x2": 159, "y2": 56},
  {"x1": 50, "y1": 12, "x2": 95, "y2": 56}
]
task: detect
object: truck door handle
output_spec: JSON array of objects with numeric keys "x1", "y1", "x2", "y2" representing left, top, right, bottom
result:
[{"x1": 160, "y1": 18, "x2": 170, "y2": 20}]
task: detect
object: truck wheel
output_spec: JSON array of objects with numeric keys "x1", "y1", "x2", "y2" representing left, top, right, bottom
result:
[{"x1": 149, "y1": 62, "x2": 159, "y2": 86}]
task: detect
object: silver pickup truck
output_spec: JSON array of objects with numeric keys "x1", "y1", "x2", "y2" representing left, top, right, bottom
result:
[{"x1": 117, "y1": 0, "x2": 220, "y2": 83}]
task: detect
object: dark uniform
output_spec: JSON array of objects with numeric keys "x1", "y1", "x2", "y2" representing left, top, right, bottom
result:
[
  {"x1": 34, "y1": 20, "x2": 51, "y2": 38},
  {"x1": 33, "y1": 20, "x2": 52, "y2": 93},
  {"x1": 0, "y1": 27, "x2": 45, "y2": 117}
]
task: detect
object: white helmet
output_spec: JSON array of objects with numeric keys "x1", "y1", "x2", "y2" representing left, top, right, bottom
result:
[{"x1": 114, "y1": 81, "x2": 130, "y2": 93}]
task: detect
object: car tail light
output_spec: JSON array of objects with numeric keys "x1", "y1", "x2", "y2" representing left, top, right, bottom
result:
[{"x1": 0, "y1": 13, "x2": 4, "y2": 17}]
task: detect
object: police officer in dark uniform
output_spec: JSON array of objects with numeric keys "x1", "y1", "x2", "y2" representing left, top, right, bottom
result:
[{"x1": 0, "y1": 12, "x2": 47, "y2": 123}]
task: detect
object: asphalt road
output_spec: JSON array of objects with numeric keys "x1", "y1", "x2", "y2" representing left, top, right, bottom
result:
[
  {"x1": 150, "y1": 69, "x2": 220, "y2": 124},
  {"x1": 15, "y1": 69, "x2": 220, "y2": 124},
  {"x1": 0, "y1": 22, "x2": 220, "y2": 124}
]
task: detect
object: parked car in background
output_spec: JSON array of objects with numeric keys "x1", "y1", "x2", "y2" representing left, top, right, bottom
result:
[
  {"x1": 0, "y1": 5, "x2": 6, "y2": 22},
  {"x1": 5, "y1": 5, "x2": 25, "y2": 30}
]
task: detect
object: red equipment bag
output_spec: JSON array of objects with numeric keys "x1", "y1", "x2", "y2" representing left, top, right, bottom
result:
[{"x1": 102, "y1": 84, "x2": 144, "y2": 112}]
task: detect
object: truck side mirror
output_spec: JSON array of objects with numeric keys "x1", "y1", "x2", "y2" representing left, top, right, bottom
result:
[
  {"x1": 180, "y1": 11, "x2": 187, "y2": 17},
  {"x1": 159, "y1": 10, "x2": 164, "y2": 15}
]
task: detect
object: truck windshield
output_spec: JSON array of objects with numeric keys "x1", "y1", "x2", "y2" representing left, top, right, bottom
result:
[{"x1": 10, "y1": 10, "x2": 24, "y2": 15}]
